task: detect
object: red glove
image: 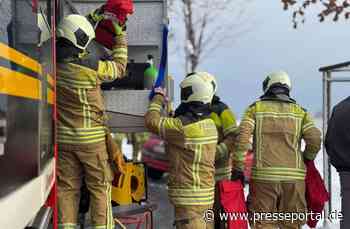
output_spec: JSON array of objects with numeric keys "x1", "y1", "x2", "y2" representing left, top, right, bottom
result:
[{"x1": 104, "y1": 0, "x2": 134, "y2": 25}]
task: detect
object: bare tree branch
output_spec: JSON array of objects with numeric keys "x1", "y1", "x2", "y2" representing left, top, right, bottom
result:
[
  {"x1": 281, "y1": 0, "x2": 350, "y2": 28},
  {"x1": 169, "y1": 0, "x2": 253, "y2": 73}
]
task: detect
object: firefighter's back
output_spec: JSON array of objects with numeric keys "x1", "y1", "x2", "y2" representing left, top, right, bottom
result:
[
  {"x1": 57, "y1": 62, "x2": 107, "y2": 146},
  {"x1": 166, "y1": 116, "x2": 218, "y2": 205},
  {"x1": 252, "y1": 100, "x2": 308, "y2": 182}
]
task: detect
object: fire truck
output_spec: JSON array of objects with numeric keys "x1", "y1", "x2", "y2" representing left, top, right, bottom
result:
[{"x1": 0, "y1": 0, "x2": 169, "y2": 228}]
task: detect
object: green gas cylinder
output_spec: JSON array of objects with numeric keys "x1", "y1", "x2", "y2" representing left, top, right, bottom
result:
[{"x1": 143, "y1": 55, "x2": 158, "y2": 89}]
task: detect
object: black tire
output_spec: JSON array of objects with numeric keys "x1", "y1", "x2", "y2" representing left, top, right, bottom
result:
[{"x1": 147, "y1": 167, "x2": 164, "y2": 180}]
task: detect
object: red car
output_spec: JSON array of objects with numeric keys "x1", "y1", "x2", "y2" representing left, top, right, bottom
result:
[{"x1": 142, "y1": 135, "x2": 169, "y2": 179}]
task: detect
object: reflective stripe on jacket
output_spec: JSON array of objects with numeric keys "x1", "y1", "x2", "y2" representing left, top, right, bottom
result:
[
  {"x1": 234, "y1": 100, "x2": 321, "y2": 181},
  {"x1": 145, "y1": 95, "x2": 218, "y2": 206},
  {"x1": 57, "y1": 34, "x2": 128, "y2": 145}
]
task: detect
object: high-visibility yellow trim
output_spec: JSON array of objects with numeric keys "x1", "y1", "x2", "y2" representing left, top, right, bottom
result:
[
  {"x1": 58, "y1": 223, "x2": 77, "y2": 229},
  {"x1": 0, "y1": 42, "x2": 42, "y2": 74},
  {"x1": 47, "y1": 88, "x2": 54, "y2": 104},
  {"x1": 169, "y1": 196, "x2": 215, "y2": 206},
  {"x1": 0, "y1": 66, "x2": 41, "y2": 100},
  {"x1": 57, "y1": 126, "x2": 107, "y2": 144},
  {"x1": 57, "y1": 137, "x2": 105, "y2": 145},
  {"x1": 303, "y1": 122, "x2": 315, "y2": 133},
  {"x1": 168, "y1": 187, "x2": 214, "y2": 193},
  {"x1": 251, "y1": 167, "x2": 306, "y2": 181},
  {"x1": 47, "y1": 74, "x2": 54, "y2": 87}
]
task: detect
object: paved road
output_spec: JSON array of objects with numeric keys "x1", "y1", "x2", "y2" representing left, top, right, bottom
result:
[{"x1": 148, "y1": 175, "x2": 174, "y2": 229}]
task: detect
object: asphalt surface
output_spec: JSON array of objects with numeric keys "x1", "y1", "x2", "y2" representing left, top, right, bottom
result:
[{"x1": 147, "y1": 174, "x2": 174, "y2": 229}]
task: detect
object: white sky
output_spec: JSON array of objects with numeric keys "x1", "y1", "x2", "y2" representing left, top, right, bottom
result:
[{"x1": 169, "y1": 0, "x2": 350, "y2": 118}]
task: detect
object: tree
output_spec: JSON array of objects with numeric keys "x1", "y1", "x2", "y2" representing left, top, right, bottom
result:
[
  {"x1": 281, "y1": 0, "x2": 350, "y2": 28},
  {"x1": 169, "y1": 0, "x2": 251, "y2": 73}
]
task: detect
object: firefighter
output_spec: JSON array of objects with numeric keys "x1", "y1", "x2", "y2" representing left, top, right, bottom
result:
[
  {"x1": 210, "y1": 95, "x2": 238, "y2": 229},
  {"x1": 200, "y1": 75, "x2": 239, "y2": 229},
  {"x1": 145, "y1": 72, "x2": 218, "y2": 229},
  {"x1": 233, "y1": 71, "x2": 321, "y2": 229},
  {"x1": 56, "y1": 12, "x2": 128, "y2": 229}
]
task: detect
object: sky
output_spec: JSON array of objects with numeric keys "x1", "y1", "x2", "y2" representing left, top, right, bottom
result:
[{"x1": 169, "y1": 0, "x2": 350, "y2": 118}]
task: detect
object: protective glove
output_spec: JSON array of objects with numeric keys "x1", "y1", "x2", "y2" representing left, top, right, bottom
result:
[
  {"x1": 154, "y1": 87, "x2": 166, "y2": 97},
  {"x1": 114, "y1": 149, "x2": 126, "y2": 174},
  {"x1": 106, "y1": 133, "x2": 126, "y2": 174},
  {"x1": 88, "y1": 7, "x2": 104, "y2": 24},
  {"x1": 111, "y1": 19, "x2": 126, "y2": 36},
  {"x1": 231, "y1": 169, "x2": 245, "y2": 184}
]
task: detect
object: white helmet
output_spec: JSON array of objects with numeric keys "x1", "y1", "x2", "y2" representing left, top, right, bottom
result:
[
  {"x1": 263, "y1": 71, "x2": 292, "y2": 93},
  {"x1": 196, "y1": 71, "x2": 217, "y2": 95},
  {"x1": 57, "y1": 14, "x2": 95, "y2": 50},
  {"x1": 180, "y1": 72, "x2": 215, "y2": 104}
]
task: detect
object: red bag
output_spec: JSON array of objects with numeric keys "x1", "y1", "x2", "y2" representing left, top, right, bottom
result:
[
  {"x1": 305, "y1": 160, "x2": 330, "y2": 228},
  {"x1": 95, "y1": 0, "x2": 134, "y2": 49},
  {"x1": 219, "y1": 180, "x2": 249, "y2": 229}
]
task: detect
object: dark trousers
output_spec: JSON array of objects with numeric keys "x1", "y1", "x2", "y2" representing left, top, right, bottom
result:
[{"x1": 340, "y1": 172, "x2": 350, "y2": 229}]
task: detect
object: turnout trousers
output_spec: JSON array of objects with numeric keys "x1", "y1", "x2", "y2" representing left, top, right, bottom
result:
[
  {"x1": 174, "y1": 205, "x2": 214, "y2": 229},
  {"x1": 57, "y1": 142, "x2": 114, "y2": 229},
  {"x1": 248, "y1": 181, "x2": 307, "y2": 229}
]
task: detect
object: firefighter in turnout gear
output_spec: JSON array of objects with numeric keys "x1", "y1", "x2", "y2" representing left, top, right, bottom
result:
[
  {"x1": 199, "y1": 74, "x2": 239, "y2": 229},
  {"x1": 56, "y1": 13, "x2": 128, "y2": 229},
  {"x1": 233, "y1": 71, "x2": 321, "y2": 229},
  {"x1": 145, "y1": 72, "x2": 218, "y2": 229},
  {"x1": 210, "y1": 95, "x2": 238, "y2": 228},
  {"x1": 211, "y1": 95, "x2": 239, "y2": 229},
  {"x1": 210, "y1": 95, "x2": 238, "y2": 182}
]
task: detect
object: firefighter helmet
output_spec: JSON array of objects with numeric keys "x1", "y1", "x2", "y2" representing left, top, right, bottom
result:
[
  {"x1": 263, "y1": 71, "x2": 292, "y2": 93},
  {"x1": 57, "y1": 14, "x2": 95, "y2": 50},
  {"x1": 195, "y1": 72, "x2": 218, "y2": 95},
  {"x1": 181, "y1": 72, "x2": 215, "y2": 104}
]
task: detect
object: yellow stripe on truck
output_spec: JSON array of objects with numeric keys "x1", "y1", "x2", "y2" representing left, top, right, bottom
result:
[
  {"x1": 0, "y1": 42, "x2": 42, "y2": 74},
  {"x1": 0, "y1": 66, "x2": 41, "y2": 100},
  {"x1": 47, "y1": 88, "x2": 54, "y2": 104},
  {"x1": 47, "y1": 74, "x2": 54, "y2": 87}
]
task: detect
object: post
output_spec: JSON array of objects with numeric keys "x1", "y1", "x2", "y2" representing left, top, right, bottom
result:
[{"x1": 323, "y1": 71, "x2": 332, "y2": 226}]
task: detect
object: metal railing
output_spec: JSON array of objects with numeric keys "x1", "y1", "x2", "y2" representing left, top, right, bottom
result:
[{"x1": 319, "y1": 61, "x2": 350, "y2": 227}]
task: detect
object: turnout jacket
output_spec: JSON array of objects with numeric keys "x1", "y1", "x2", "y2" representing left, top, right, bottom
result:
[
  {"x1": 210, "y1": 100, "x2": 239, "y2": 181},
  {"x1": 57, "y1": 34, "x2": 128, "y2": 145},
  {"x1": 145, "y1": 95, "x2": 218, "y2": 206},
  {"x1": 234, "y1": 99, "x2": 321, "y2": 181}
]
